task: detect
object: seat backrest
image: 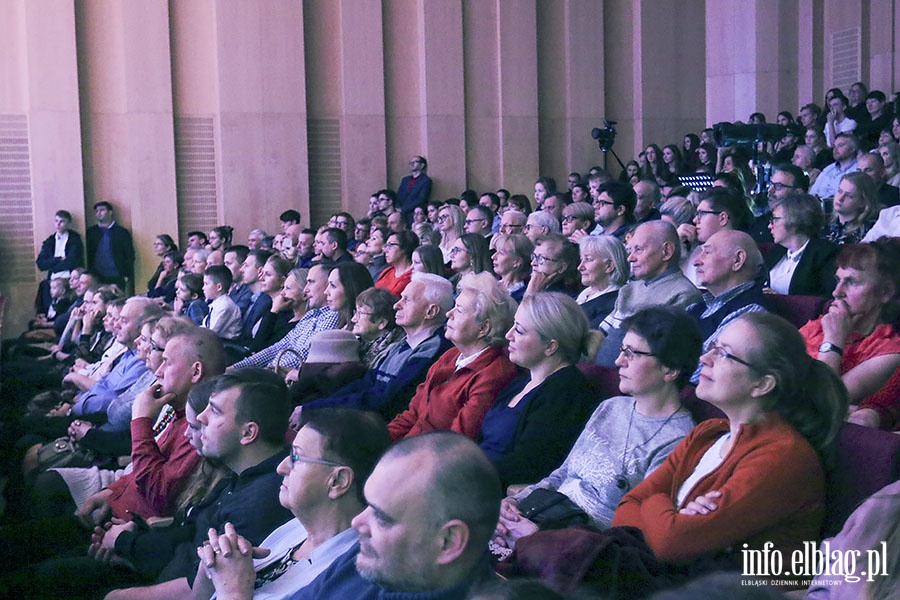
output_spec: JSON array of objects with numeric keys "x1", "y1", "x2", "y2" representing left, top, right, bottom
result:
[
  {"x1": 766, "y1": 294, "x2": 829, "y2": 329},
  {"x1": 576, "y1": 363, "x2": 621, "y2": 401},
  {"x1": 823, "y1": 422, "x2": 900, "y2": 537}
]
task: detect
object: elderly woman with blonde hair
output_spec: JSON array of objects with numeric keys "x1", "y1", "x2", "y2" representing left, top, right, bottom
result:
[
  {"x1": 387, "y1": 272, "x2": 519, "y2": 441},
  {"x1": 576, "y1": 235, "x2": 629, "y2": 328}
]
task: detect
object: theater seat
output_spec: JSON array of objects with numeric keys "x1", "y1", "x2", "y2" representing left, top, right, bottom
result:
[
  {"x1": 823, "y1": 422, "x2": 900, "y2": 537},
  {"x1": 576, "y1": 364, "x2": 621, "y2": 401},
  {"x1": 766, "y1": 294, "x2": 829, "y2": 329}
]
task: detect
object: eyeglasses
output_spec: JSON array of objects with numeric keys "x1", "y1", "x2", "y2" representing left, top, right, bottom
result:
[
  {"x1": 383, "y1": 242, "x2": 399, "y2": 249},
  {"x1": 531, "y1": 253, "x2": 561, "y2": 266},
  {"x1": 563, "y1": 215, "x2": 579, "y2": 222},
  {"x1": 290, "y1": 450, "x2": 344, "y2": 468},
  {"x1": 450, "y1": 246, "x2": 466, "y2": 255},
  {"x1": 149, "y1": 342, "x2": 165, "y2": 353},
  {"x1": 706, "y1": 343, "x2": 758, "y2": 370},
  {"x1": 355, "y1": 309, "x2": 375, "y2": 317},
  {"x1": 437, "y1": 215, "x2": 450, "y2": 223},
  {"x1": 768, "y1": 182, "x2": 795, "y2": 191},
  {"x1": 618, "y1": 345, "x2": 655, "y2": 360},
  {"x1": 501, "y1": 224, "x2": 523, "y2": 231},
  {"x1": 464, "y1": 218, "x2": 486, "y2": 225},
  {"x1": 769, "y1": 215, "x2": 784, "y2": 223},
  {"x1": 592, "y1": 199, "x2": 615, "y2": 207}
]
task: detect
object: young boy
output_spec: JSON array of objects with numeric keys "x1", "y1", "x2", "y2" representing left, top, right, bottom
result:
[
  {"x1": 201, "y1": 265, "x2": 242, "y2": 340},
  {"x1": 174, "y1": 271, "x2": 208, "y2": 326}
]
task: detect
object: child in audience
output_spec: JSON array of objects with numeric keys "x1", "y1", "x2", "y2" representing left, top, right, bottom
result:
[
  {"x1": 201, "y1": 265, "x2": 242, "y2": 340},
  {"x1": 174, "y1": 271, "x2": 208, "y2": 326}
]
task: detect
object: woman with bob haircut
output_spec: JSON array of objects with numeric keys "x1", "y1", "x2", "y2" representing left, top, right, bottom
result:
[
  {"x1": 613, "y1": 312, "x2": 846, "y2": 569},
  {"x1": 374, "y1": 230, "x2": 418, "y2": 297},
  {"x1": 800, "y1": 238, "x2": 900, "y2": 430},
  {"x1": 576, "y1": 235, "x2": 629, "y2": 328},
  {"x1": 492, "y1": 233, "x2": 534, "y2": 303},
  {"x1": 765, "y1": 193, "x2": 839, "y2": 297},
  {"x1": 495, "y1": 306, "x2": 702, "y2": 546},
  {"x1": 825, "y1": 171, "x2": 877, "y2": 244},
  {"x1": 387, "y1": 272, "x2": 518, "y2": 442},
  {"x1": 561, "y1": 201, "x2": 596, "y2": 242},
  {"x1": 478, "y1": 292, "x2": 598, "y2": 487}
]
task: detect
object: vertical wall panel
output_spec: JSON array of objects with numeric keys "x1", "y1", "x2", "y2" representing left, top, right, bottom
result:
[
  {"x1": 0, "y1": 114, "x2": 35, "y2": 283},
  {"x1": 174, "y1": 116, "x2": 219, "y2": 245}
]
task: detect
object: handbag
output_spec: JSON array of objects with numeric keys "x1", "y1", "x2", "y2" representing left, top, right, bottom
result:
[
  {"x1": 516, "y1": 488, "x2": 590, "y2": 530},
  {"x1": 35, "y1": 437, "x2": 96, "y2": 472}
]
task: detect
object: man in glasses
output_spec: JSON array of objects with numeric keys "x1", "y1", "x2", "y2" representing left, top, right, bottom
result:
[
  {"x1": 590, "y1": 181, "x2": 636, "y2": 240},
  {"x1": 397, "y1": 155, "x2": 432, "y2": 225},
  {"x1": 464, "y1": 205, "x2": 493, "y2": 239},
  {"x1": 749, "y1": 164, "x2": 809, "y2": 243}
]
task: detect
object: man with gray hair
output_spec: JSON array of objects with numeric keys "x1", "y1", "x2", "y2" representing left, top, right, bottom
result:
[
  {"x1": 499, "y1": 209, "x2": 526, "y2": 235},
  {"x1": 247, "y1": 229, "x2": 267, "y2": 250},
  {"x1": 298, "y1": 272, "x2": 454, "y2": 422},
  {"x1": 524, "y1": 211, "x2": 560, "y2": 243},
  {"x1": 687, "y1": 229, "x2": 768, "y2": 382}
]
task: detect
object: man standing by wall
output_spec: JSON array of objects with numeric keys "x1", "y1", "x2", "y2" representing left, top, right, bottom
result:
[
  {"x1": 397, "y1": 155, "x2": 432, "y2": 224},
  {"x1": 86, "y1": 201, "x2": 135, "y2": 294}
]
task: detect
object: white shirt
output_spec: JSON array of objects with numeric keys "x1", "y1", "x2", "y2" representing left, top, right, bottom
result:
[
  {"x1": 676, "y1": 433, "x2": 730, "y2": 508},
  {"x1": 824, "y1": 117, "x2": 858, "y2": 147},
  {"x1": 862, "y1": 206, "x2": 900, "y2": 243},
  {"x1": 767, "y1": 240, "x2": 809, "y2": 295},
  {"x1": 54, "y1": 231, "x2": 69, "y2": 258}
]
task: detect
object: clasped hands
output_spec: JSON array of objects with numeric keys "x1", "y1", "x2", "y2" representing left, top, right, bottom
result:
[{"x1": 196, "y1": 523, "x2": 269, "y2": 600}]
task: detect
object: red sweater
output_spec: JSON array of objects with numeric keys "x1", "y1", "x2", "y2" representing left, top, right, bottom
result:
[
  {"x1": 613, "y1": 414, "x2": 825, "y2": 565},
  {"x1": 388, "y1": 345, "x2": 518, "y2": 441},
  {"x1": 801, "y1": 318, "x2": 900, "y2": 430},
  {"x1": 374, "y1": 266, "x2": 413, "y2": 297},
  {"x1": 105, "y1": 412, "x2": 202, "y2": 520}
]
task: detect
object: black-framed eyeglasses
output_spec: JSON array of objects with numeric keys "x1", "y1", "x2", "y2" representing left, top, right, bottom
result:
[
  {"x1": 563, "y1": 215, "x2": 580, "y2": 222},
  {"x1": 289, "y1": 450, "x2": 344, "y2": 468},
  {"x1": 769, "y1": 215, "x2": 784, "y2": 223},
  {"x1": 706, "y1": 343, "x2": 758, "y2": 370},
  {"x1": 383, "y1": 242, "x2": 400, "y2": 249},
  {"x1": 618, "y1": 345, "x2": 655, "y2": 360},
  {"x1": 531, "y1": 253, "x2": 561, "y2": 266},
  {"x1": 768, "y1": 182, "x2": 795, "y2": 191},
  {"x1": 593, "y1": 199, "x2": 615, "y2": 207},
  {"x1": 437, "y1": 215, "x2": 450, "y2": 223},
  {"x1": 464, "y1": 218, "x2": 486, "y2": 225},
  {"x1": 696, "y1": 209, "x2": 720, "y2": 217}
]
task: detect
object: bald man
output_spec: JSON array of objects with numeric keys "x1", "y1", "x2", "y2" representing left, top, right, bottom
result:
[{"x1": 687, "y1": 229, "x2": 769, "y2": 382}]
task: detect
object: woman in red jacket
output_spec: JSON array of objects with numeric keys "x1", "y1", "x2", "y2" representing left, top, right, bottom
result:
[
  {"x1": 613, "y1": 312, "x2": 846, "y2": 568},
  {"x1": 387, "y1": 272, "x2": 518, "y2": 441}
]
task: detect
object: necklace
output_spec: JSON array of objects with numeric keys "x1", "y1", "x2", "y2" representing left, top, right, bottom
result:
[{"x1": 616, "y1": 400, "x2": 682, "y2": 491}]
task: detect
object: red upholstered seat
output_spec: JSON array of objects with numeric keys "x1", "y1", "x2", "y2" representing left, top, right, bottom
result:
[{"x1": 766, "y1": 293, "x2": 829, "y2": 329}]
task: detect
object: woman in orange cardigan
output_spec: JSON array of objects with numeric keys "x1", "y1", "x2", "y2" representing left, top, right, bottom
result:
[{"x1": 613, "y1": 312, "x2": 846, "y2": 567}]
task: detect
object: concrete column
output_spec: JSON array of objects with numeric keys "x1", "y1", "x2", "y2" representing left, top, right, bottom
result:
[
  {"x1": 75, "y1": 0, "x2": 178, "y2": 292},
  {"x1": 0, "y1": 0, "x2": 84, "y2": 334}
]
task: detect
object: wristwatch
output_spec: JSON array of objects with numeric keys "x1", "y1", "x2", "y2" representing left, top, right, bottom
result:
[{"x1": 818, "y1": 342, "x2": 843, "y2": 356}]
